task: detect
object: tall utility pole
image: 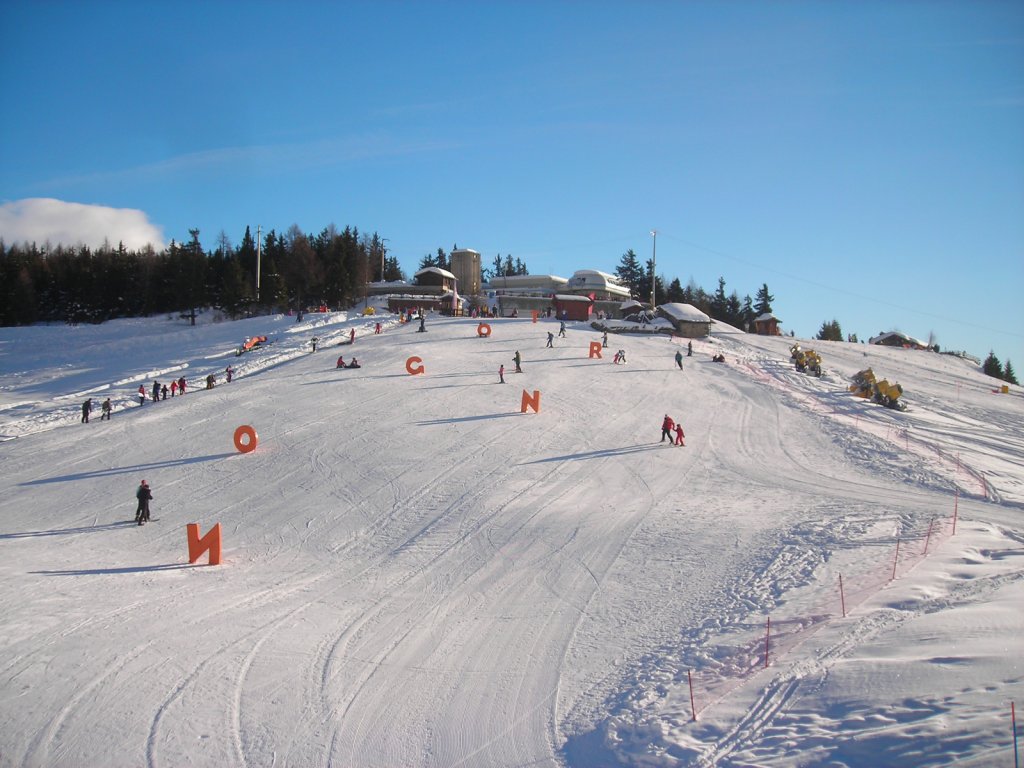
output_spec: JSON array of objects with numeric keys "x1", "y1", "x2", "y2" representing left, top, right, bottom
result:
[
  {"x1": 650, "y1": 229, "x2": 657, "y2": 308},
  {"x1": 380, "y1": 238, "x2": 389, "y2": 283},
  {"x1": 256, "y1": 225, "x2": 262, "y2": 304}
]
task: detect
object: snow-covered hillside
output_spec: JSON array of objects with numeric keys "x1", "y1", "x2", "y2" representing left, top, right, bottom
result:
[{"x1": 0, "y1": 311, "x2": 1021, "y2": 767}]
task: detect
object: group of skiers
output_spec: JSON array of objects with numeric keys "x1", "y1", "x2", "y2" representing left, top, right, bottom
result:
[
  {"x1": 336, "y1": 355, "x2": 361, "y2": 369},
  {"x1": 661, "y1": 414, "x2": 686, "y2": 446},
  {"x1": 80, "y1": 397, "x2": 112, "y2": 422}
]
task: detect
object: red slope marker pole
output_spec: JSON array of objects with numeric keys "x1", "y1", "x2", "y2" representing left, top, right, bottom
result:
[
  {"x1": 923, "y1": 519, "x2": 935, "y2": 556},
  {"x1": 688, "y1": 670, "x2": 697, "y2": 722},
  {"x1": 764, "y1": 616, "x2": 771, "y2": 668},
  {"x1": 891, "y1": 537, "x2": 901, "y2": 581},
  {"x1": 1013, "y1": 701, "x2": 1019, "y2": 768},
  {"x1": 839, "y1": 574, "x2": 846, "y2": 618}
]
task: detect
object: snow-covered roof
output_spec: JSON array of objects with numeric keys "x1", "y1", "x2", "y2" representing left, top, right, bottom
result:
[
  {"x1": 553, "y1": 294, "x2": 593, "y2": 303},
  {"x1": 754, "y1": 312, "x2": 781, "y2": 323},
  {"x1": 414, "y1": 267, "x2": 456, "y2": 280},
  {"x1": 870, "y1": 331, "x2": 928, "y2": 348},
  {"x1": 658, "y1": 303, "x2": 711, "y2": 323},
  {"x1": 620, "y1": 299, "x2": 644, "y2": 309}
]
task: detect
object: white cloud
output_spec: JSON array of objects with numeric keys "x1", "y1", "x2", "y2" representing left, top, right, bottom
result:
[{"x1": 0, "y1": 198, "x2": 166, "y2": 251}]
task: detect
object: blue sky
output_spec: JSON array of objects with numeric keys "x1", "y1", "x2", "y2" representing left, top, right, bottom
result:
[{"x1": 2, "y1": 1, "x2": 1022, "y2": 365}]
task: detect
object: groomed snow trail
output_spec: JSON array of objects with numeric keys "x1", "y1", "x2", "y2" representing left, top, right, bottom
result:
[{"x1": 0, "y1": 316, "x2": 1020, "y2": 767}]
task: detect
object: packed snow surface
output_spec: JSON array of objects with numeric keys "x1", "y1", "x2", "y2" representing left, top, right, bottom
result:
[{"x1": 0, "y1": 311, "x2": 1021, "y2": 767}]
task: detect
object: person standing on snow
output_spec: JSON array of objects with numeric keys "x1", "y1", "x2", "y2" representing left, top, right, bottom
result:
[
  {"x1": 558, "y1": 321, "x2": 566, "y2": 338},
  {"x1": 546, "y1": 332, "x2": 554, "y2": 348},
  {"x1": 499, "y1": 364, "x2": 505, "y2": 384},
  {"x1": 138, "y1": 385, "x2": 146, "y2": 405},
  {"x1": 513, "y1": 350, "x2": 522, "y2": 373},
  {"x1": 178, "y1": 377, "x2": 187, "y2": 395},
  {"x1": 81, "y1": 398, "x2": 92, "y2": 423},
  {"x1": 675, "y1": 350, "x2": 683, "y2": 370},
  {"x1": 687, "y1": 340, "x2": 693, "y2": 357},
  {"x1": 161, "y1": 384, "x2": 168, "y2": 400},
  {"x1": 602, "y1": 331, "x2": 609, "y2": 349},
  {"x1": 674, "y1": 422, "x2": 685, "y2": 446},
  {"x1": 225, "y1": 365, "x2": 234, "y2": 383},
  {"x1": 135, "y1": 480, "x2": 152, "y2": 524},
  {"x1": 152, "y1": 381, "x2": 160, "y2": 402},
  {"x1": 311, "y1": 337, "x2": 319, "y2": 352},
  {"x1": 170, "y1": 380, "x2": 178, "y2": 397},
  {"x1": 661, "y1": 414, "x2": 675, "y2": 443},
  {"x1": 100, "y1": 398, "x2": 111, "y2": 420}
]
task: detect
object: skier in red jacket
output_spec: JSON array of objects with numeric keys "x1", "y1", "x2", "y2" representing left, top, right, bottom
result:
[
  {"x1": 661, "y1": 414, "x2": 675, "y2": 443},
  {"x1": 674, "y1": 422, "x2": 685, "y2": 446}
]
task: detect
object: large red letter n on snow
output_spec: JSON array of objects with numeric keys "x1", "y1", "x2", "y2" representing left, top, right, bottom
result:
[
  {"x1": 521, "y1": 389, "x2": 541, "y2": 414},
  {"x1": 187, "y1": 523, "x2": 222, "y2": 566}
]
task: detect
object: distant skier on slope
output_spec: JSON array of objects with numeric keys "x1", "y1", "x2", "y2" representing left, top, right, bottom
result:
[
  {"x1": 513, "y1": 350, "x2": 522, "y2": 373},
  {"x1": 674, "y1": 422, "x2": 685, "y2": 446},
  {"x1": 135, "y1": 480, "x2": 152, "y2": 524},
  {"x1": 81, "y1": 398, "x2": 92, "y2": 423},
  {"x1": 675, "y1": 350, "x2": 683, "y2": 369}
]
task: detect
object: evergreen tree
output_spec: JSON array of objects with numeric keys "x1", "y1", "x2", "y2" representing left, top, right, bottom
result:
[
  {"x1": 726, "y1": 292, "x2": 743, "y2": 327},
  {"x1": 615, "y1": 249, "x2": 644, "y2": 297},
  {"x1": 665, "y1": 277, "x2": 685, "y2": 304},
  {"x1": 982, "y1": 351, "x2": 1003, "y2": 379},
  {"x1": 816, "y1": 319, "x2": 843, "y2": 341},
  {"x1": 1004, "y1": 360, "x2": 1018, "y2": 385},
  {"x1": 643, "y1": 259, "x2": 666, "y2": 305},
  {"x1": 741, "y1": 294, "x2": 755, "y2": 331},
  {"x1": 710, "y1": 277, "x2": 728, "y2": 320},
  {"x1": 237, "y1": 225, "x2": 258, "y2": 298},
  {"x1": 754, "y1": 283, "x2": 774, "y2": 315}
]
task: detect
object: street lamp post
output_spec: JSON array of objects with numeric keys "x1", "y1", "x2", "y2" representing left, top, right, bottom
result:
[{"x1": 650, "y1": 229, "x2": 657, "y2": 308}]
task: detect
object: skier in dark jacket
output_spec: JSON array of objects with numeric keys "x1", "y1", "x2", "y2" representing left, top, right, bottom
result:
[
  {"x1": 81, "y1": 398, "x2": 92, "y2": 423},
  {"x1": 100, "y1": 398, "x2": 111, "y2": 420},
  {"x1": 135, "y1": 480, "x2": 152, "y2": 524},
  {"x1": 152, "y1": 381, "x2": 160, "y2": 402},
  {"x1": 675, "y1": 350, "x2": 683, "y2": 369},
  {"x1": 513, "y1": 350, "x2": 522, "y2": 373}
]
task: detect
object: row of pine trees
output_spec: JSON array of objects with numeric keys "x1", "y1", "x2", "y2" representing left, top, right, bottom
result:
[
  {"x1": 0, "y1": 231, "x2": 1016, "y2": 384},
  {"x1": 0, "y1": 225, "x2": 401, "y2": 326}
]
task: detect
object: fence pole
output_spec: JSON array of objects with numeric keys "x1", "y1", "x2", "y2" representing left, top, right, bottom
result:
[
  {"x1": 923, "y1": 519, "x2": 935, "y2": 556},
  {"x1": 839, "y1": 574, "x2": 846, "y2": 618},
  {"x1": 1013, "y1": 701, "x2": 1019, "y2": 768},
  {"x1": 891, "y1": 538, "x2": 901, "y2": 581},
  {"x1": 953, "y1": 489, "x2": 959, "y2": 535},
  {"x1": 688, "y1": 670, "x2": 697, "y2": 722},
  {"x1": 764, "y1": 616, "x2": 771, "y2": 668}
]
